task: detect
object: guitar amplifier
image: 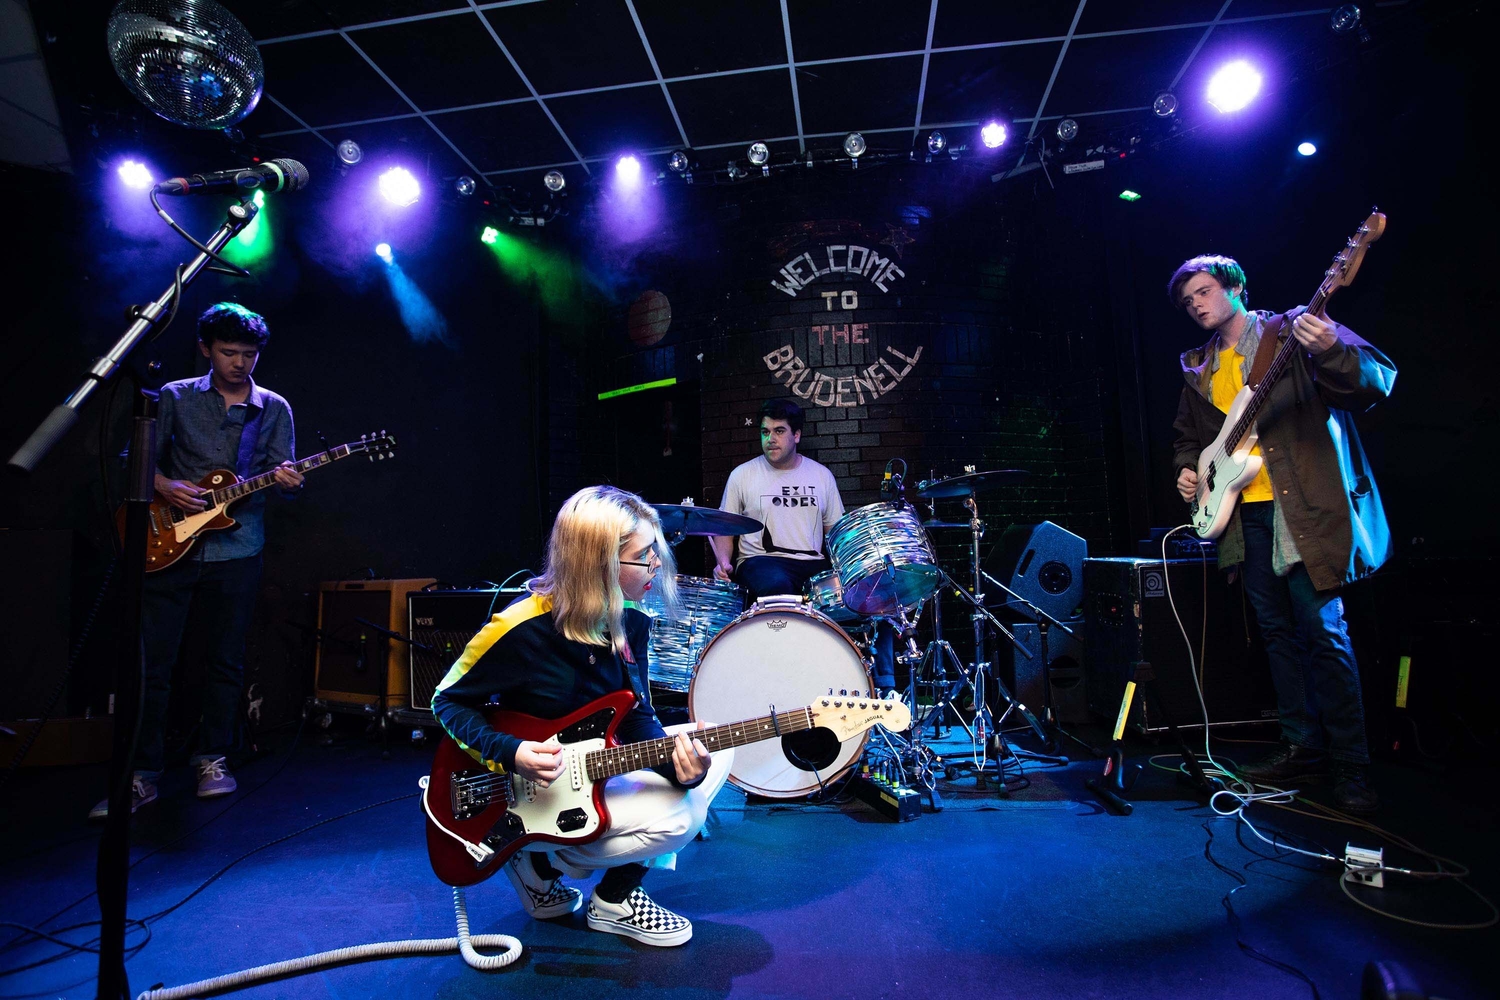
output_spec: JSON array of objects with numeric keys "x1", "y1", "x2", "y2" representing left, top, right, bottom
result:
[
  {"x1": 1082, "y1": 557, "x2": 1277, "y2": 733},
  {"x1": 407, "y1": 589, "x2": 527, "y2": 711},
  {"x1": 313, "y1": 578, "x2": 435, "y2": 715}
]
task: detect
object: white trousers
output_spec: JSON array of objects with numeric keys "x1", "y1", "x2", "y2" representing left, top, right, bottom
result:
[{"x1": 548, "y1": 724, "x2": 734, "y2": 876}]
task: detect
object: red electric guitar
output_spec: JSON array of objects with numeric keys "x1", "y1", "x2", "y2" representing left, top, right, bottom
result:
[{"x1": 423, "y1": 689, "x2": 910, "y2": 887}]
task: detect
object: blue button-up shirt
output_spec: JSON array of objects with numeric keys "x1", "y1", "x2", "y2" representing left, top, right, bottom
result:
[{"x1": 155, "y1": 374, "x2": 296, "y2": 561}]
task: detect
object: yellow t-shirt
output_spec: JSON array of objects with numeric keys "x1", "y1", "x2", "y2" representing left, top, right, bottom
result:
[{"x1": 1209, "y1": 346, "x2": 1274, "y2": 503}]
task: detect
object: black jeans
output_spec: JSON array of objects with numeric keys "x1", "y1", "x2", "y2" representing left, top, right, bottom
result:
[
  {"x1": 135, "y1": 554, "x2": 262, "y2": 774},
  {"x1": 1239, "y1": 502, "x2": 1368, "y2": 764}
]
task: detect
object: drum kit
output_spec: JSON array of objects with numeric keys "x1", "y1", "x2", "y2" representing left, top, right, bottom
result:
[{"x1": 641, "y1": 467, "x2": 1060, "y2": 802}]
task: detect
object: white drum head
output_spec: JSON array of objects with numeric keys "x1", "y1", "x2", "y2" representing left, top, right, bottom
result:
[{"x1": 689, "y1": 603, "x2": 872, "y2": 798}]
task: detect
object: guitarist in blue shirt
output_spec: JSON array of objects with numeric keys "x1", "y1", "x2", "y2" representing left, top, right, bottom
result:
[
  {"x1": 90, "y1": 303, "x2": 303, "y2": 819},
  {"x1": 1169, "y1": 255, "x2": 1395, "y2": 814}
]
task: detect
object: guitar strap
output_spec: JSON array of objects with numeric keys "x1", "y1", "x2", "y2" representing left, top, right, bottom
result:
[{"x1": 1247, "y1": 312, "x2": 1286, "y2": 390}]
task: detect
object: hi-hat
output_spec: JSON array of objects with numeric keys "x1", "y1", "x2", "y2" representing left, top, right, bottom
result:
[
  {"x1": 916, "y1": 469, "x2": 1029, "y2": 498},
  {"x1": 654, "y1": 505, "x2": 762, "y2": 537}
]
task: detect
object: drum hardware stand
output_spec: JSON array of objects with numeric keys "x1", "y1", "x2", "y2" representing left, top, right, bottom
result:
[{"x1": 980, "y1": 570, "x2": 1102, "y2": 760}]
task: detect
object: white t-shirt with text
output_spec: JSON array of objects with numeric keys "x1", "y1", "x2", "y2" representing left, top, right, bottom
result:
[{"x1": 720, "y1": 455, "x2": 845, "y2": 565}]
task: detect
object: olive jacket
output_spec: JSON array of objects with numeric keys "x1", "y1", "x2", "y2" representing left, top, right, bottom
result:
[{"x1": 1172, "y1": 311, "x2": 1397, "y2": 592}]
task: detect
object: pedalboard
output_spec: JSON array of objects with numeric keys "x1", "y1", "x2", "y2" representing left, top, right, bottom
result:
[{"x1": 851, "y1": 768, "x2": 922, "y2": 822}]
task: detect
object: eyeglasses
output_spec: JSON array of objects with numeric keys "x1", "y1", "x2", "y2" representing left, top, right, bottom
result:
[{"x1": 620, "y1": 551, "x2": 661, "y2": 569}]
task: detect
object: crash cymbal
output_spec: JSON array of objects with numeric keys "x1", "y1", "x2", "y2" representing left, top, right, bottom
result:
[
  {"x1": 916, "y1": 469, "x2": 1029, "y2": 499},
  {"x1": 653, "y1": 504, "x2": 763, "y2": 537}
]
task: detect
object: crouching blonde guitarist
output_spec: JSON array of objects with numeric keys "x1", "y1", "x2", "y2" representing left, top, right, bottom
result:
[
  {"x1": 1168, "y1": 252, "x2": 1395, "y2": 813},
  {"x1": 431, "y1": 486, "x2": 732, "y2": 947}
]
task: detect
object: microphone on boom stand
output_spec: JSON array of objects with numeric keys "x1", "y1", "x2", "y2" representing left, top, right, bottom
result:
[{"x1": 882, "y1": 458, "x2": 908, "y2": 508}]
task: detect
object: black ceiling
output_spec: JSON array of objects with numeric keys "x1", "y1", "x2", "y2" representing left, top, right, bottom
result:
[{"x1": 216, "y1": 0, "x2": 1370, "y2": 188}]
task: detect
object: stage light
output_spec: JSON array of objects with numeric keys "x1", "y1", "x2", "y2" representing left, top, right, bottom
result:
[
  {"x1": 980, "y1": 122, "x2": 1007, "y2": 149},
  {"x1": 117, "y1": 159, "x2": 153, "y2": 189},
  {"x1": 668, "y1": 150, "x2": 690, "y2": 173},
  {"x1": 252, "y1": 189, "x2": 264, "y2": 207},
  {"x1": 379, "y1": 166, "x2": 420, "y2": 206},
  {"x1": 1330, "y1": 4, "x2": 1362, "y2": 33},
  {"x1": 1056, "y1": 119, "x2": 1078, "y2": 143},
  {"x1": 1206, "y1": 60, "x2": 1262, "y2": 113},
  {"x1": 843, "y1": 132, "x2": 866, "y2": 159},
  {"x1": 480, "y1": 226, "x2": 499, "y2": 245},
  {"x1": 747, "y1": 142, "x2": 770, "y2": 166},
  {"x1": 336, "y1": 139, "x2": 362, "y2": 166},
  {"x1": 1119, "y1": 189, "x2": 1142, "y2": 202},
  {"x1": 543, "y1": 170, "x2": 565, "y2": 192},
  {"x1": 1153, "y1": 92, "x2": 1179, "y2": 118},
  {"x1": 375, "y1": 242, "x2": 392, "y2": 261},
  {"x1": 615, "y1": 155, "x2": 641, "y2": 184},
  {"x1": 1298, "y1": 141, "x2": 1318, "y2": 156},
  {"x1": 927, "y1": 130, "x2": 947, "y2": 155},
  {"x1": 455, "y1": 175, "x2": 476, "y2": 197}
]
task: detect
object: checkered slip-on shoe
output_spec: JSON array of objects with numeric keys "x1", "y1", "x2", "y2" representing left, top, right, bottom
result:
[
  {"x1": 586, "y1": 887, "x2": 693, "y2": 947},
  {"x1": 503, "y1": 853, "x2": 583, "y2": 919}
]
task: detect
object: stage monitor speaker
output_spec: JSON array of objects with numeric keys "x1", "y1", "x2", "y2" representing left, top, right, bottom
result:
[
  {"x1": 1082, "y1": 557, "x2": 1276, "y2": 733},
  {"x1": 408, "y1": 588, "x2": 527, "y2": 710},
  {"x1": 985, "y1": 521, "x2": 1087, "y2": 621},
  {"x1": 1010, "y1": 620, "x2": 1088, "y2": 725},
  {"x1": 314, "y1": 578, "x2": 435, "y2": 713}
]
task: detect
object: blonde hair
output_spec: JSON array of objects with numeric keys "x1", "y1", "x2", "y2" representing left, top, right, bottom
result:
[{"x1": 529, "y1": 485, "x2": 678, "y2": 652}]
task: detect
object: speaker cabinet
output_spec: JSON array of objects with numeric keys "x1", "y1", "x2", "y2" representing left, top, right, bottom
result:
[
  {"x1": 407, "y1": 589, "x2": 526, "y2": 710},
  {"x1": 313, "y1": 579, "x2": 435, "y2": 713},
  {"x1": 1083, "y1": 557, "x2": 1276, "y2": 733},
  {"x1": 1009, "y1": 620, "x2": 1088, "y2": 725},
  {"x1": 985, "y1": 522, "x2": 1087, "y2": 622}
]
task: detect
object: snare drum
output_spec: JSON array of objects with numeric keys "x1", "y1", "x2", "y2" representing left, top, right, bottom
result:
[
  {"x1": 803, "y1": 569, "x2": 863, "y2": 625},
  {"x1": 690, "y1": 599, "x2": 873, "y2": 798},
  {"x1": 826, "y1": 503, "x2": 942, "y2": 617},
  {"x1": 639, "y1": 575, "x2": 745, "y2": 692}
]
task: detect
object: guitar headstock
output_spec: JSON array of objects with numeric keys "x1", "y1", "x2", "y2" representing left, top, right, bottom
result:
[
  {"x1": 351, "y1": 430, "x2": 397, "y2": 461},
  {"x1": 1325, "y1": 208, "x2": 1386, "y2": 294},
  {"x1": 807, "y1": 691, "x2": 911, "y2": 741}
]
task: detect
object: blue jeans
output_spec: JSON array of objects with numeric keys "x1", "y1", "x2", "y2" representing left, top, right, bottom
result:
[
  {"x1": 1239, "y1": 502, "x2": 1368, "y2": 764},
  {"x1": 135, "y1": 554, "x2": 262, "y2": 774}
]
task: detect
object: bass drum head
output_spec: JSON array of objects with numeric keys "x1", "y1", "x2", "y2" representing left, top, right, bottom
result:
[{"x1": 689, "y1": 602, "x2": 872, "y2": 799}]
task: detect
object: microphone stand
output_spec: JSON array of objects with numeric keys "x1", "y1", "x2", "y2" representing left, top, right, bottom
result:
[
  {"x1": 353, "y1": 617, "x2": 435, "y2": 759},
  {"x1": 5, "y1": 196, "x2": 258, "y2": 1000},
  {"x1": 982, "y1": 570, "x2": 1104, "y2": 759}
]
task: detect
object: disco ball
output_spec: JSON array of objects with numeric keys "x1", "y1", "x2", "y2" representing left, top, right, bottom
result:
[{"x1": 107, "y1": 0, "x2": 264, "y2": 130}]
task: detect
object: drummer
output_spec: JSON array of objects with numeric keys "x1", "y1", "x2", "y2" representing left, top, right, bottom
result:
[{"x1": 711, "y1": 399, "x2": 896, "y2": 690}]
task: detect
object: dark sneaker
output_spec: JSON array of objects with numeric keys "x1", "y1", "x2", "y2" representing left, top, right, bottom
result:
[
  {"x1": 1238, "y1": 743, "x2": 1329, "y2": 786},
  {"x1": 195, "y1": 757, "x2": 237, "y2": 798},
  {"x1": 1332, "y1": 763, "x2": 1379, "y2": 814},
  {"x1": 587, "y1": 887, "x2": 693, "y2": 947},
  {"x1": 88, "y1": 774, "x2": 158, "y2": 820},
  {"x1": 503, "y1": 853, "x2": 582, "y2": 919}
]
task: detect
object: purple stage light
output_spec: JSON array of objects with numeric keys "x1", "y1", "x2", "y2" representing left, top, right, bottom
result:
[
  {"x1": 375, "y1": 242, "x2": 392, "y2": 262},
  {"x1": 1206, "y1": 60, "x2": 1263, "y2": 113},
  {"x1": 117, "y1": 159, "x2": 153, "y2": 189},
  {"x1": 379, "y1": 167, "x2": 421, "y2": 207},
  {"x1": 980, "y1": 122, "x2": 1007, "y2": 149},
  {"x1": 1297, "y1": 141, "x2": 1318, "y2": 156},
  {"x1": 615, "y1": 155, "x2": 642, "y2": 185}
]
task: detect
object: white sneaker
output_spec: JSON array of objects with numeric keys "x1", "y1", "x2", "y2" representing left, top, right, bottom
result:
[
  {"x1": 195, "y1": 757, "x2": 237, "y2": 798},
  {"x1": 88, "y1": 774, "x2": 158, "y2": 820},
  {"x1": 503, "y1": 853, "x2": 582, "y2": 919},
  {"x1": 586, "y1": 887, "x2": 693, "y2": 947}
]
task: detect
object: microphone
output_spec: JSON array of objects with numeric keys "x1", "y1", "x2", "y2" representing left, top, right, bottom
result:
[
  {"x1": 154, "y1": 158, "x2": 309, "y2": 197},
  {"x1": 881, "y1": 460, "x2": 893, "y2": 498}
]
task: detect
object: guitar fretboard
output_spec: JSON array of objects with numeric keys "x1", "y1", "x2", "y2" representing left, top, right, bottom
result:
[
  {"x1": 584, "y1": 708, "x2": 814, "y2": 781},
  {"x1": 161, "y1": 443, "x2": 362, "y2": 528}
]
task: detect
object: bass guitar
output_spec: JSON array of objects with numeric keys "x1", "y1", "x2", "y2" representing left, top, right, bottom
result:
[
  {"x1": 1190, "y1": 209, "x2": 1385, "y2": 539},
  {"x1": 423, "y1": 689, "x2": 910, "y2": 887},
  {"x1": 118, "y1": 430, "x2": 396, "y2": 572}
]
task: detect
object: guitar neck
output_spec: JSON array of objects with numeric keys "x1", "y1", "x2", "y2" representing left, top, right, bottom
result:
[
  {"x1": 1224, "y1": 280, "x2": 1335, "y2": 449},
  {"x1": 585, "y1": 708, "x2": 814, "y2": 781},
  {"x1": 208, "y1": 445, "x2": 349, "y2": 506}
]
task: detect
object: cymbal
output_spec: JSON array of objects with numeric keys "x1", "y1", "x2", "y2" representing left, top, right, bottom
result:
[
  {"x1": 654, "y1": 504, "x2": 763, "y2": 537},
  {"x1": 916, "y1": 469, "x2": 1029, "y2": 498},
  {"x1": 921, "y1": 519, "x2": 973, "y2": 529}
]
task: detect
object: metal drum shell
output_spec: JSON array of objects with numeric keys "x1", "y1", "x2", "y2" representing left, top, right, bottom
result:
[
  {"x1": 803, "y1": 569, "x2": 864, "y2": 625},
  {"x1": 688, "y1": 600, "x2": 872, "y2": 799},
  {"x1": 825, "y1": 503, "x2": 942, "y2": 616}
]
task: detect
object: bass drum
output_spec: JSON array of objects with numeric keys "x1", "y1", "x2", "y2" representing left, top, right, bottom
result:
[{"x1": 689, "y1": 599, "x2": 873, "y2": 799}]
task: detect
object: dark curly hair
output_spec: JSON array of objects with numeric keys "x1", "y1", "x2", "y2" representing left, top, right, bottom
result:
[
  {"x1": 759, "y1": 398, "x2": 805, "y2": 433},
  {"x1": 197, "y1": 302, "x2": 270, "y2": 348}
]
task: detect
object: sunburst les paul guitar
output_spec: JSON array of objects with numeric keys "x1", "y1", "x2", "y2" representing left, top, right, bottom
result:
[
  {"x1": 1189, "y1": 209, "x2": 1386, "y2": 539},
  {"x1": 422, "y1": 689, "x2": 911, "y2": 887},
  {"x1": 117, "y1": 430, "x2": 396, "y2": 572}
]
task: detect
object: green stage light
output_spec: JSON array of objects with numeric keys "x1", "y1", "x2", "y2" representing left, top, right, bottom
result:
[
  {"x1": 598, "y1": 377, "x2": 677, "y2": 401},
  {"x1": 1119, "y1": 189, "x2": 1142, "y2": 202},
  {"x1": 481, "y1": 226, "x2": 499, "y2": 245}
]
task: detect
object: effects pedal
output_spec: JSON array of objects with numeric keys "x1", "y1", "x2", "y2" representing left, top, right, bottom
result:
[{"x1": 851, "y1": 763, "x2": 922, "y2": 822}]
